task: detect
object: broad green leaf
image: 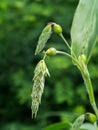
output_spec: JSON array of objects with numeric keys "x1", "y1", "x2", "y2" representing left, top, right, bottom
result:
[
  {"x1": 35, "y1": 24, "x2": 52, "y2": 55},
  {"x1": 44, "y1": 122, "x2": 71, "y2": 130},
  {"x1": 71, "y1": 0, "x2": 98, "y2": 62}
]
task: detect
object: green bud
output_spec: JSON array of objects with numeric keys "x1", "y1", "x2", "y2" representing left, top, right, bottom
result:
[
  {"x1": 46, "y1": 47, "x2": 57, "y2": 56},
  {"x1": 78, "y1": 54, "x2": 87, "y2": 63},
  {"x1": 86, "y1": 113, "x2": 97, "y2": 124},
  {"x1": 52, "y1": 23, "x2": 62, "y2": 35}
]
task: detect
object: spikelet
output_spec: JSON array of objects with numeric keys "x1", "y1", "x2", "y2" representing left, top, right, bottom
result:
[
  {"x1": 31, "y1": 60, "x2": 50, "y2": 118},
  {"x1": 70, "y1": 114, "x2": 85, "y2": 130},
  {"x1": 35, "y1": 24, "x2": 52, "y2": 55}
]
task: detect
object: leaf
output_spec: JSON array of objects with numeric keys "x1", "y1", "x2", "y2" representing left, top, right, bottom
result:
[
  {"x1": 71, "y1": 0, "x2": 98, "y2": 62},
  {"x1": 80, "y1": 123, "x2": 96, "y2": 130},
  {"x1": 44, "y1": 122, "x2": 71, "y2": 130},
  {"x1": 35, "y1": 24, "x2": 52, "y2": 55}
]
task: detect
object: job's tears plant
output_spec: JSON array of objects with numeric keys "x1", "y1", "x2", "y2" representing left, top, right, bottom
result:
[{"x1": 31, "y1": 0, "x2": 98, "y2": 129}]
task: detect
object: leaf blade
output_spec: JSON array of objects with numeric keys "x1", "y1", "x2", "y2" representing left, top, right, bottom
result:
[{"x1": 71, "y1": 0, "x2": 98, "y2": 62}]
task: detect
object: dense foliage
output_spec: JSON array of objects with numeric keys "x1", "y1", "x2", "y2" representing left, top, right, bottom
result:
[{"x1": 0, "y1": 0, "x2": 98, "y2": 129}]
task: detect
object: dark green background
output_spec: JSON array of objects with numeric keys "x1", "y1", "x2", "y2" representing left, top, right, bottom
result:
[{"x1": 0, "y1": 0, "x2": 98, "y2": 129}]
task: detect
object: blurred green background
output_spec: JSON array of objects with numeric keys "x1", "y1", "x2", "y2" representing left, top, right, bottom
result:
[{"x1": 0, "y1": 0, "x2": 98, "y2": 130}]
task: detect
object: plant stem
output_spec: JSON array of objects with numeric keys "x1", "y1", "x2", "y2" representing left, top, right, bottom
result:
[
  {"x1": 43, "y1": 52, "x2": 47, "y2": 60},
  {"x1": 80, "y1": 64, "x2": 98, "y2": 118},
  {"x1": 56, "y1": 50, "x2": 84, "y2": 72},
  {"x1": 56, "y1": 50, "x2": 72, "y2": 58},
  {"x1": 60, "y1": 33, "x2": 71, "y2": 50},
  {"x1": 55, "y1": 36, "x2": 98, "y2": 119},
  {"x1": 60, "y1": 33, "x2": 77, "y2": 60}
]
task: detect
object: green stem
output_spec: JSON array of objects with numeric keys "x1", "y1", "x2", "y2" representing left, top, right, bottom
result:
[
  {"x1": 60, "y1": 33, "x2": 77, "y2": 60},
  {"x1": 57, "y1": 31, "x2": 98, "y2": 119},
  {"x1": 79, "y1": 64, "x2": 98, "y2": 118},
  {"x1": 56, "y1": 50, "x2": 84, "y2": 72},
  {"x1": 56, "y1": 50, "x2": 72, "y2": 58},
  {"x1": 57, "y1": 49, "x2": 98, "y2": 118},
  {"x1": 43, "y1": 52, "x2": 47, "y2": 60},
  {"x1": 60, "y1": 33, "x2": 71, "y2": 50}
]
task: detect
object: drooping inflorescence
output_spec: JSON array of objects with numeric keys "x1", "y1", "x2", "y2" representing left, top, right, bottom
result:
[{"x1": 31, "y1": 60, "x2": 50, "y2": 118}]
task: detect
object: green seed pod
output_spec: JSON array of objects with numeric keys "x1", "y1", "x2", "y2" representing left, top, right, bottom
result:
[
  {"x1": 86, "y1": 113, "x2": 97, "y2": 124},
  {"x1": 52, "y1": 23, "x2": 62, "y2": 35},
  {"x1": 46, "y1": 47, "x2": 57, "y2": 56},
  {"x1": 78, "y1": 54, "x2": 87, "y2": 64}
]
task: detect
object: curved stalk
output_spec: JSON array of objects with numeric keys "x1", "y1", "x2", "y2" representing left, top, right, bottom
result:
[
  {"x1": 60, "y1": 33, "x2": 71, "y2": 51},
  {"x1": 56, "y1": 50, "x2": 98, "y2": 129},
  {"x1": 60, "y1": 33, "x2": 77, "y2": 60},
  {"x1": 73, "y1": 56, "x2": 98, "y2": 120},
  {"x1": 80, "y1": 65, "x2": 98, "y2": 118},
  {"x1": 56, "y1": 50, "x2": 85, "y2": 73}
]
